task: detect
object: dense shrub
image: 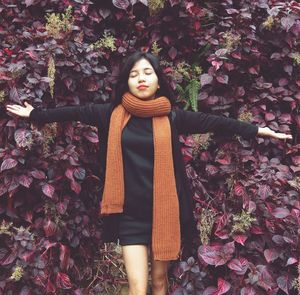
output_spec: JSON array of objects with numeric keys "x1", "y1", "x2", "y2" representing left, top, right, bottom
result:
[{"x1": 0, "y1": 0, "x2": 299, "y2": 294}]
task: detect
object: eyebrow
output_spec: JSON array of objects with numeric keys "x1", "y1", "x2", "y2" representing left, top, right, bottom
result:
[{"x1": 129, "y1": 67, "x2": 153, "y2": 73}]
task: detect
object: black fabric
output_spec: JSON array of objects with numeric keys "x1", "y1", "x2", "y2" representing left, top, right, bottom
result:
[
  {"x1": 27, "y1": 102, "x2": 259, "y2": 244},
  {"x1": 122, "y1": 115, "x2": 154, "y2": 221},
  {"x1": 118, "y1": 213, "x2": 152, "y2": 246}
]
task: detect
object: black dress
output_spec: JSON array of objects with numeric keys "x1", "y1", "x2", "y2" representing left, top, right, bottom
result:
[{"x1": 117, "y1": 114, "x2": 154, "y2": 246}]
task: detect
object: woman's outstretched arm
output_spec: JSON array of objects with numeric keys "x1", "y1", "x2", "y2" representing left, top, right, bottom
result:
[
  {"x1": 175, "y1": 108, "x2": 292, "y2": 141},
  {"x1": 5, "y1": 101, "x2": 111, "y2": 127}
]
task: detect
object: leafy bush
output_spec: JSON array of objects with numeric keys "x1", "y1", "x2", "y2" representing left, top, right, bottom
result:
[{"x1": 0, "y1": 0, "x2": 299, "y2": 294}]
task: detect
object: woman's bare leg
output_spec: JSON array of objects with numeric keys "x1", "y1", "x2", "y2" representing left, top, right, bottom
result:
[
  {"x1": 150, "y1": 249, "x2": 170, "y2": 295},
  {"x1": 122, "y1": 244, "x2": 149, "y2": 295}
]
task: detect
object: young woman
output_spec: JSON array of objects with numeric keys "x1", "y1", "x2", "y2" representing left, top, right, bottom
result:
[{"x1": 5, "y1": 51, "x2": 292, "y2": 295}]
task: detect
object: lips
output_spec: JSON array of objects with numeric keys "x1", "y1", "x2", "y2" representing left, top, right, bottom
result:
[{"x1": 137, "y1": 85, "x2": 148, "y2": 90}]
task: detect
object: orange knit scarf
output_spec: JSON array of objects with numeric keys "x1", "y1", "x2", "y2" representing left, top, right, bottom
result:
[{"x1": 100, "y1": 91, "x2": 181, "y2": 261}]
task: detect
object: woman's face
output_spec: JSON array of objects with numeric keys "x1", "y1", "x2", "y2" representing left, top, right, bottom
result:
[{"x1": 127, "y1": 58, "x2": 160, "y2": 100}]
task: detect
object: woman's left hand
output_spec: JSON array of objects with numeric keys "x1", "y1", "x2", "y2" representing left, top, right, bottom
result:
[{"x1": 257, "y1": 127, "x2": 293, "y2": 140}]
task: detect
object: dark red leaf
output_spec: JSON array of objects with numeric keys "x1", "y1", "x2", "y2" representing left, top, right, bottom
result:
[
  {"x1": 216, "y1": 74, "x2": 228, "y2": 84},
  {"x1": 0, "y1": 250, "x2": 17, "y2": 265},
  {"x1": 42, "y1": 183, "x2": 55, "y2": 198},
  {"x1": 168, "y1": 47, "x2": 177, "y2": 60},
  {"x1": 56, "y1": 272, "x2": 72, "y2": 289},
  {"x1": 43, "y1": 219, "x2": 57, "y2": 237},
  {"x1": 46, "y1": 278, "x2": 56, "y2": 294},
  {"x1": 232, "y1": 235, "x2": 247, "y2": 245},
  {"x1": 70, "y1": 180, "x2": 81, "y2": 194},
  {"x1": 59, "y1": 244, "x2": 70, "y2": 271},
  {"x1": 65, "y1": 168, "x2": 74, "y2": 181},
  {"x1": 31, "y1": 170, "x2": 46, "y2": 179},
  {"x1": 216, "y1": 278, "x2": 231, "y2": 295}
]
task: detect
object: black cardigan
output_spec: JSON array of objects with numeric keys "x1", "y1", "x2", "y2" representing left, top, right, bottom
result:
[{"x1": 27, "y1": 102, "x2": 258, "y2": 243}]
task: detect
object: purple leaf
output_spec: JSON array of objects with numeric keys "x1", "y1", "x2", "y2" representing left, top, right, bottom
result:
[
  {"x1": 43, "y1": 219, "x2": 57, "y2": 237},
  {"x1": 83, "y1": 131, "x2": 99, "y2": 143},
  {"x1": 1, "y1": 158, "x2": 17, "y2": 172},
  {"x1": 203, "y1": 286, "x2": 217, "y2": 295},
  {"x1": 73, "y1": 167, "x2": 86, "y2": 180},
  {"x1": 281, "y1": 16, "x2": 295, "y2": 31},
  {"x1": 286, "y1": 257, "x2": 298, "y2": 266},
  {"x1": 271, "y1": 208, "x2": 290, "y2": 219},
  {"x1": 14, "y1": 128, "x2": 32, "y2": 148},
  {"x1": 168, "y1": 47, "x2": 177, "y2": 60},
  {"x1": 277, "y1": 275, "x2": 289, "y2": 294},
  {"x1": 19, "y1": 175, "x2": 33, "y2": 188},
  {"x1": 198, "y1": 242, "x2": 234, "y2": 266},
  {"x1": 200, "y1": 74, "x2": 213, "y2": 86},
  {"x1": 264, "y1": 249, "x2": 279, "y2": 263},
  {"x1": 112, "y1": 0, "x2": 130, "y2": 10},
  {"x1": 228, "y1": 258, "x2": 249, "y2": 275},
  {"x1": 240, "y1": 287, "x2": 256, "y2": 295}
]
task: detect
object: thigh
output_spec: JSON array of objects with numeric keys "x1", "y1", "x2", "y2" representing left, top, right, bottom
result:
[{"x1": 122, "y1": 245, "x2": 150, "y2": 286}]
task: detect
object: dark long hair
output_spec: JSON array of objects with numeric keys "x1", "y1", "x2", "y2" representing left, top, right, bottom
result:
[{"x1": 111, "y1": 51, "x2": 176, "y2": 107}]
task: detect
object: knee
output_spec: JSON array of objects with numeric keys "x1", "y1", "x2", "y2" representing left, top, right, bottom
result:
[
  {"x1": 152, "y1": 275, "x2": 167, "y2": 290},
  {"x1": 128, "y1": 279, "x2": 148, "y2": 295}
]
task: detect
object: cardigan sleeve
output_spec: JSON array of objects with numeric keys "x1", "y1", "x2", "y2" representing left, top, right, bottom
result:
[
  {"x1": 174, "y1": 108, "x2": 258, "y2": 139},
  {"x1": 29, "y1": 102, "x2": 112, "y2": 127}
]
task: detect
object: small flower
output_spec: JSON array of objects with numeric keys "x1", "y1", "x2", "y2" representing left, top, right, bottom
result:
[
  {"x1": 10, "y1": 266, "x2": 24, "y2": 281},
  {"x1": 0, "y1": 90, "x2": 6, "y2": 103},
  {"x1": 48, "y1": 55, "x2": 56, "y2": 99},
  {"x1": 291, "y1": 52, "x2": 300, "y2": 65},
  {"x1": 45, "y1": 6, "x2": 74, "y2": 39},
  {"x1": 197, "y1": 209, "x2": 216, "y2": 245},
  {"x1": 222, "y1": 31, "x2": 241, "y2": 52},
  {"x1": 262, "y1": 16, "x2": 275, "y2": 30},
  {"x1": 231, "y1": 210, "x2": 256, "y2": 234},
  {"x1": 91, "y1": 32, "x2": 117, "y2": 52},
  {"x1": 292, "y1": 262, "x2": 300, "y2": 293},
  {"x1": 151, "y1": 41, "x2": 162, "y2": 56},
  {"x1": 238, "y1": 111, "x2": 253, "y2": 122},
  {"x1": 0, "y1": 220, "x2": 13, "y2": 236},
  {"x1": 148, "y1": 0, "x2": 166, "y2": 15}
]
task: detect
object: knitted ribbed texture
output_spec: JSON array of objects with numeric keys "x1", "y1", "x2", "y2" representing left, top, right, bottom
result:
[{"x1": 100, "y1": 92, "x2": 181, "y2": 261}]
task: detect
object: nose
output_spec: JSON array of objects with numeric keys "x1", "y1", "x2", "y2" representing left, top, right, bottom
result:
[{"x1": 138, "y1": 74, "x2": 146, "y2": 82}]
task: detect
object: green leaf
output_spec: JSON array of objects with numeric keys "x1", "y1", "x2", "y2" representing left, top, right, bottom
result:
[{"x1": 187, "y1": 79, "x2": 200, "y2": 112}]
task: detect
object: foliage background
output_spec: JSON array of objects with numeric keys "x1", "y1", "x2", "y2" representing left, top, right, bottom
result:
[{"x1": 0, "y1": 0, "x2": 299, "y2": 294}]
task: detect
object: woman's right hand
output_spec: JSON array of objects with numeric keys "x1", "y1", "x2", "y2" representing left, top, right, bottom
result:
[{"x1": 6, "y1": 102, "x2": 34, "y2": 118}]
